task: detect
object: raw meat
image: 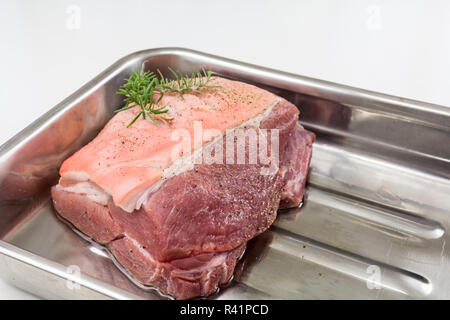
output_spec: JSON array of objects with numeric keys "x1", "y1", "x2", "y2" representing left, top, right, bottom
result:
[{"x1": 51, "y1": 77, "x2": 314, "y2": 299}]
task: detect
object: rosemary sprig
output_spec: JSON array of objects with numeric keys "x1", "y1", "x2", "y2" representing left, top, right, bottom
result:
[{"x1": 115, "y1": 67, "x2": 219, "y2": 127}]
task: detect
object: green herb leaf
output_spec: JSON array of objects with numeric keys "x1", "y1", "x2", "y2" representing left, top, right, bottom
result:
[{"x1": 116, "y1": 67, "x2": 219, "y2": 127}]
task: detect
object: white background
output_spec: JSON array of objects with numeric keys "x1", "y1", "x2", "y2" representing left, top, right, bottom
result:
[{"x1": 0, "y1": 0, "x2": 449, "y2": 299}]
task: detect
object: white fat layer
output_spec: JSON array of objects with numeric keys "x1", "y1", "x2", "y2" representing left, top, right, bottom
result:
[
  {"x1": 57, "y1": 181, "x2": 110, "y2": 205},
  {"x1": 123, "y1": 179, "x2": 164, "y2": 212},
  {"x1": 62, "y1": 171, "x2": 91, "y2": 182},
  {"x1": 58, "y1": 98, "x2": 280, "y2": 212}
]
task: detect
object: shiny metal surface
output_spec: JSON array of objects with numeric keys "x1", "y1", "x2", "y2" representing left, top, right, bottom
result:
[{"x1": 0, "y1": 48, "x2": 449, "y2": 299}]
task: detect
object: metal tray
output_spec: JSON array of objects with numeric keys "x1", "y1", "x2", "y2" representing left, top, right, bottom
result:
[{"x1": 0, "y1": 48, "x2": 449, "y2": 300}]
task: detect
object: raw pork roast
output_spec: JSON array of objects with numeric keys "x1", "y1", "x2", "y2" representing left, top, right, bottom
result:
[{"x1": 51, "y1": 77, "x2": 314, "y2": 299}]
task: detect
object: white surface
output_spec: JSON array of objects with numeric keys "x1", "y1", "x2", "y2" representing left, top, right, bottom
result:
[{"x1": 1, "y1": 0, "x2": 449, "y2": 299}]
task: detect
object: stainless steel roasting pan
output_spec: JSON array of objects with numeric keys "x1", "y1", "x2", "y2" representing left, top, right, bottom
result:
[{"x1": 0, "y1": 48, "x2": 449, "y2": 300}]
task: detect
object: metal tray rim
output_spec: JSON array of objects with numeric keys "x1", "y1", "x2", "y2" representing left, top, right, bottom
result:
[{"x1": 0, "y1": 47, "x2": 449, "y2": 299}]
